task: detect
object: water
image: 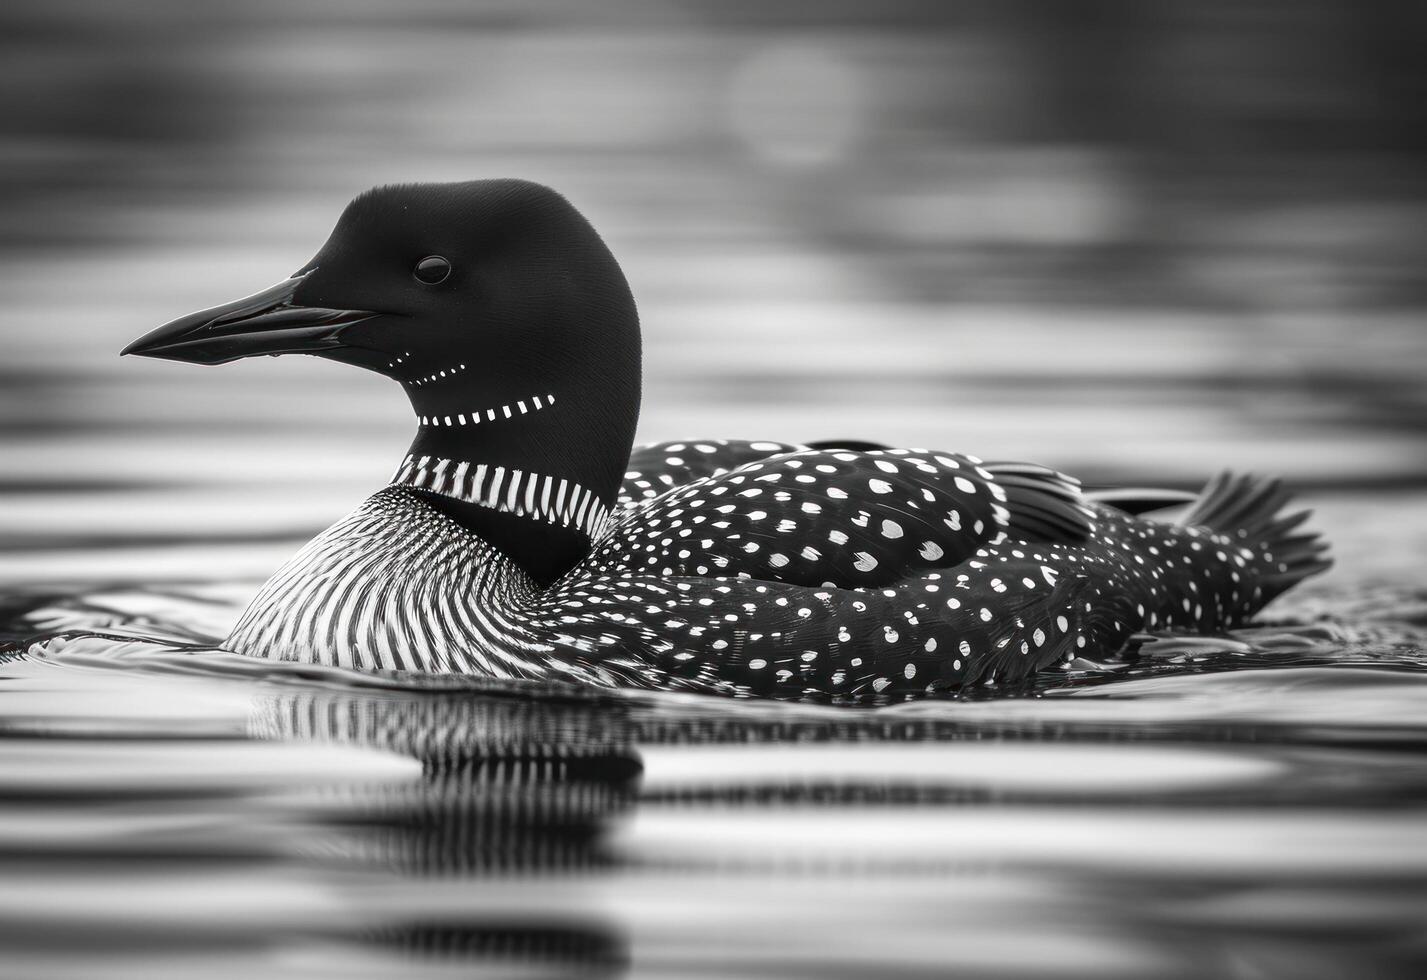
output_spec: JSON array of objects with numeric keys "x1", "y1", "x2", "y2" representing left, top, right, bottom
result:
[{"x1": 2, "y1": 501, "x2": 1426, "y2": 979}]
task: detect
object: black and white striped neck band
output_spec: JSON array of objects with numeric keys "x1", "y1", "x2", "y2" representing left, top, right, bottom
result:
[{"x1": 390, "y1": 453, "x2": 609, "y2": 539}]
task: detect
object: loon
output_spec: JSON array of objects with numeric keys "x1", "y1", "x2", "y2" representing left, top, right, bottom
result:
[{"x1": 123, "y1": 179, "x2": 1331, "y2": 702}]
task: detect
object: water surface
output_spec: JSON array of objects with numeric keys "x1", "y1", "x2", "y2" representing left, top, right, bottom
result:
[{"x1": 3, "y1": 494, "x2": 1426, "y2": 979}]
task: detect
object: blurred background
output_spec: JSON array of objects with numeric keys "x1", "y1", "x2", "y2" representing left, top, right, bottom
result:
[{"x1": 2, "y1": 0, "x2": 1425, "y2": 584}]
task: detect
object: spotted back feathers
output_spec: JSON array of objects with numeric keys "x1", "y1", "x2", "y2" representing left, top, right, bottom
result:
[{"x1": 599, "y1": 441, "x2": 1090, "y2": 590}]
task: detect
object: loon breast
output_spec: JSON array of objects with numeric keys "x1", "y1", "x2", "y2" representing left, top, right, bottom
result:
[{"x1": 226, "y1": 487, "x2": 602, "y2": 682}]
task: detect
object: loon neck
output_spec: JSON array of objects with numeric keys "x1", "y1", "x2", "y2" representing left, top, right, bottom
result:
[
  {"x1": 390, "y1": 378, "x2": 635, "y2": 584},
  {"x1": 390, "y1": 449, "x2": 610, "y2": 541}
]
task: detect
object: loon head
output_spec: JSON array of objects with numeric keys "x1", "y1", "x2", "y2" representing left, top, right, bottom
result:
[{"x1": 125, "y1": 179, "x2": 642, "y2": 583}]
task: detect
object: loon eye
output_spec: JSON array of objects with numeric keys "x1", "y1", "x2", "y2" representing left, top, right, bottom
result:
[{"x1": 413, "y1": 255, "x2": 451, "y2": 284}]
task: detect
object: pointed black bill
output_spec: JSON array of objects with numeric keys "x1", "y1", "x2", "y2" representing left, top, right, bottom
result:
[{"x1": 122, "y1": 271, "x2": 376, "y2": 365}]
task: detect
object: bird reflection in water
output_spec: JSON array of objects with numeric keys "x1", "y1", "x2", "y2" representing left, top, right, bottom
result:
[{"x1": 249, "y1": 683, "x2": 641, "y2": 974}]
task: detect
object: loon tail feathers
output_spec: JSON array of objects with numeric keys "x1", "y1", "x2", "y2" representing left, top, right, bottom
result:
[
  {"x1": 1179, "y1": 471, "x2": 1333, "y2": 600},
  {"x1": 983, "y1": 462, "x2": 1095, "y2": 542}
]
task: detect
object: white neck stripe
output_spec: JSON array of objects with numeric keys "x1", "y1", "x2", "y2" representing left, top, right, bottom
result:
[
  {"x1": 418, "y1": 392, "x2": 554, "y2": 428},
  {"x1": 389, "y1": 451, "x2": 606, "y2": 539}
]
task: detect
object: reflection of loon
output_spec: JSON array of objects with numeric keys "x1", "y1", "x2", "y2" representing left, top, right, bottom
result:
[
  {"x1": 254, "y1": 687, "x2": 636, "y2": 972},
  {"x1": 255, "y1": 688, "x2": 640, "y2": 874},
  {"x1": 124, "y1": 180, "x2": 1330, "y2": 701}
]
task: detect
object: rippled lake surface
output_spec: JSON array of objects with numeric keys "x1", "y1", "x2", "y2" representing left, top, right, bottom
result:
[{"x1": 2, "y1": 483, "x2": 1425, "y2": 979}]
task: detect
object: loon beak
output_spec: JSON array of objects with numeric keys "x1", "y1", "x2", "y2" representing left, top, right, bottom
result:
[{"x1": 122, "y1": 271, "x2": 376, "y2": 365}]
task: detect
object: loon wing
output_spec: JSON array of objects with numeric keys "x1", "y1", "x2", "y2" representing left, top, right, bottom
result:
[
  {"x1": 591, "y1": 448, "x2": 1091, "y2": 589},
  {"x1": 539, "y1": 560, "x2": 1095, "y2": 700}
]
